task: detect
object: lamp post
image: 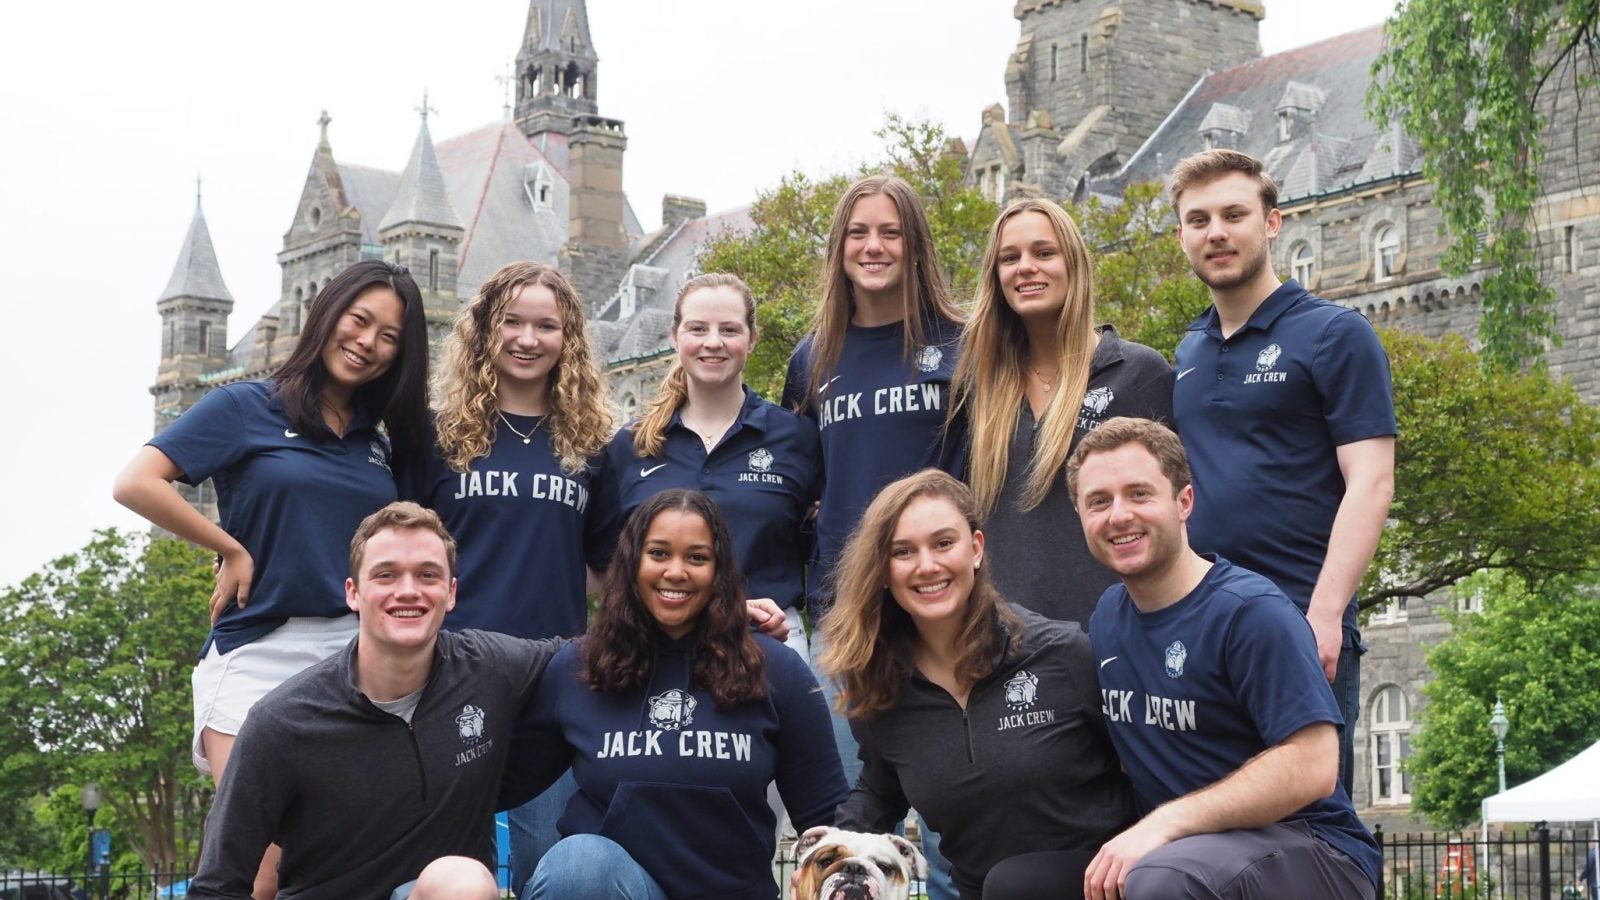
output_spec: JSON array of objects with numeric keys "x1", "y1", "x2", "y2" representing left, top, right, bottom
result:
[
  {"x1": 1490, "y1": 697, "x2": 1509, "y2": 793},
  {"x1": 80, "y1": 783, "x2": 101, "y2": 900}
]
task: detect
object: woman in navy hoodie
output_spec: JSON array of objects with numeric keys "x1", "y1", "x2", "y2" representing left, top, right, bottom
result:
[{"x1": 521, "y1": 489, "x2": 847, "y2": 900}]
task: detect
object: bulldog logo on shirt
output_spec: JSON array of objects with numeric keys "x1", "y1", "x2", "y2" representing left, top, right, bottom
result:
[
  {"x1": 1082, "y1": 386, "x2": 1114, "y2": 416},
  {"x1": 1004, "y1": 671, "x2": 1039, "y2": 710},
  {"x1": 916, "y1": 345, "x2": 943, "y2": 373},
  {"x1": 368, "y1": 440, "x2": 392, "y2": 473},
  {"x1": 1164, "y1": 641, "x2": 1188, "y2": 679},
  {"x1": 748, "y1": 448, "x2": 773, "y2": 473},
  {"x1": 457, "y1": 704, "x2": 485, "y2": 742},
  {"x1": 1255, "y1": 344, "x2": 1283, "y2": 372},
  {"x1": 647, "y1": 689, "x2": 697, "y2": 731}
]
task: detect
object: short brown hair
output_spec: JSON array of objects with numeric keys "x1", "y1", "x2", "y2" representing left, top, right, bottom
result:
[
  {"x1": 1066, "y1": 417, "x2": 1192, "y2": 502},
  {"x1": 348, "y1": 501, "x2": 458, "y2": 581},
  {"x1": 1169, "y1": 149, "x2": 1278, "y2": 215}
]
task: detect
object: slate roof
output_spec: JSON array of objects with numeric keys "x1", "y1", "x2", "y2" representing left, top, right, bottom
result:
[
  {"x1": 523, "y1": 0, "x2": 593, "y2": 53},
  {"x1": 379, "y1": 116, "x2": 463, "y2": 233},
  {"x1": 335, "y1": 164, "x2": 401, "y2": 246},
  {"x1": 1102, "y1": 25, "x2": 1421, "y2": 203},
  {"x1": 160, "y1": 200, "x2": 233, "y2": 303},
  {"x1": 594, "y1": 204, "x2": 754, "y2": 366},
  {"x1": 437, "y1": 121, "x2": 570, "y2": 296}
]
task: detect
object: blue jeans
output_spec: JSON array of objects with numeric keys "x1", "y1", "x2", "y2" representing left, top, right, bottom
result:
[
  {"x1": 809, "y1": 624, "x2": 957, "y2": 900},
  {"x1": 509, "y1": 770, "x2": 579, "y2": 900},
  {"x1": 1333, "y1": 630, "x2": 1364, "y2": 797},
  {"x1": 526, "y1": 834, "x2": 667, "y2": 900}
]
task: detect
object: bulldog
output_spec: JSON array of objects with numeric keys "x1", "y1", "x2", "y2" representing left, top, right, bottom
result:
[{"x1": 790, "y1": 826, "x2": 927, "y2": 900}]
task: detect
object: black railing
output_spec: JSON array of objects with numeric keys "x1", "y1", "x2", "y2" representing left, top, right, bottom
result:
[
  {"x1": 1375, "y1": 823, "x2": 1596, "y2": 900},
  {"x1": 0, "y1": 859, "x2": 810, "y2": 899}
]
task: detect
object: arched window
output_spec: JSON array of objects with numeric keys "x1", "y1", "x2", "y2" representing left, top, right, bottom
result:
[
  {"x1": 620, "y1": 392, "x2": 639, "y2": 420},
  {"x1": 1374, "y1": 225, "x2": 1399, "y2": 281},
  {"x1": 310, "y1": 206, "x2": 322, "y2": 228},
  {"x1": 1291, "y1": 242, "x2": 1316, "y2": 286},
  {"x1": 1369, "y1": 685, "x2": 1413, "y2": 804}
]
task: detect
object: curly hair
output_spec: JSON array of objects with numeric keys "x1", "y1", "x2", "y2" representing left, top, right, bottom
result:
[
  {"x1": 951, "y1": 198, "x2": 1098, "y2": 516},
  {"x1": 632, "y1": 273, "x2": 758, "y2": 458},
  {"x1": 580, "y1": 489, "x2": 766, "y2": 709},
  {"x1": 820, "y1": 469, "x2": 1019, "y2": 718},
  {"x1": 434, "y1": 262, "x2": 613, "y2": 474}
]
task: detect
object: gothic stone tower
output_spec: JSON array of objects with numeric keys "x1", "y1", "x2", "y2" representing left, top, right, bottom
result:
[
  {"x1": 515, "y1": 0, "x2": 631, "y2": 313},
  {"x1": 973, "y1": 0, "x2": 1262, "y2": 200}
]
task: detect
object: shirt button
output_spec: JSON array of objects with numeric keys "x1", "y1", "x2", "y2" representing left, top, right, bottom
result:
[
  {"x1": 702, "y1": 467, "x2": 710, "y2": 474},
  {"x1": 1221, "y1": 345, "x2": 1230, "y2": 353},
  {"x1": 1216, "y1": 373, "x2": 1224, "y2": 381}
]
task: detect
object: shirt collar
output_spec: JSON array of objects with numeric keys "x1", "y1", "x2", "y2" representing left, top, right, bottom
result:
[
  {"x1": 668, "y1": 385, "x2": 770, "y2": 436},
  {"x1": 1186, "y1": 279, "x2": 1308, "y2": 338}
]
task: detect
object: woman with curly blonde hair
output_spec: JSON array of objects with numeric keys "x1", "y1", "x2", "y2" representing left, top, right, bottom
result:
[
  {"x1": 950, "y1": 198, "x2": 1171, "y2": 628},
  {"x1": 404, "y1": 260, "x2": 616, "y2": 893}
]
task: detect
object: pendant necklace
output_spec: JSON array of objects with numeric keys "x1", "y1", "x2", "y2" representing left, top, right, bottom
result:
[{"x1": 498, "y1": 411, "x2": 543, "y2": 445}]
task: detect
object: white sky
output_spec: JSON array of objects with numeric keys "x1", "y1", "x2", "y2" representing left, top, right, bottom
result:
[{"x1": 0, "y1": 0, "x2": 1399, "y2": 589}]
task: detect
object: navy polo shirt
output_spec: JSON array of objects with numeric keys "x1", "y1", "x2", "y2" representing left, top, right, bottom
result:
[
  {"x1": 405, "y1": 416, "x2": 618, "y2": 640},
  {"x1": 1172, "y1": 281, "x2": 1395, "y2": 626},
  {"x1": 149, "y1": 380, "x2": 397, "y2": 655},
  {"x1": 601, "y1": 386, "x2": 820, "y2": 611},
  {"x1": 1089, "y1": 557, "x2": 1380, "y2": 889},
  {"x1": 781, "y1": 317, "x2": 963, "y2": 615}
]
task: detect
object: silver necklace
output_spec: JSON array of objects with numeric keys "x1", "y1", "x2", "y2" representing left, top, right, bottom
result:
[{"x1": 497, "y1": 411, "x2": 543, "y2": 445}]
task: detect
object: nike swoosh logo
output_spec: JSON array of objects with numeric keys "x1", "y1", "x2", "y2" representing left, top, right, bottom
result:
[
  {"x1": 1099, "y1": 656, "x2": 1119, "y2": 669},
  {"x1": 1176, "y1": 367, "x2": 1197, "y2": 381},
  {"x1": 284, "y1": 429, "x2": 299, "y2": 438},
  {"x1": 641, "y1": 464, "x2": 667, "y2": 478}
]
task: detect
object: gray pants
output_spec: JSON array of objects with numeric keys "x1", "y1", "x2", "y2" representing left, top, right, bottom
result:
[{"x1": 1125, "y1": 821, "x2": 1373, "y2": 900}]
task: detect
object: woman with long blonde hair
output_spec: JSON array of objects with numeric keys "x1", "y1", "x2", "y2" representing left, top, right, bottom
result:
[
  {"x1": 821, "y1": 469, "x2": 1132, "y2": 900},
  {"x1": 950, "y1": 198, "x2": 1171, "y2": 627},
  {"x1": 405, "y1": 260, "x2": 615, "y2": 896},
  {"x1": 601, "y1": 272, "x2": 819, "y2": 656}
]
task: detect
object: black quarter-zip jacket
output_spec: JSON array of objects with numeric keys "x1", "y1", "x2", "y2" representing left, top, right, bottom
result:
[
  {"x1": 835, "y1": 607, "x2": 1135, "y2": 897},
  {"x1": 189, "y1": 630, "x2": 564, "y2": 900}
]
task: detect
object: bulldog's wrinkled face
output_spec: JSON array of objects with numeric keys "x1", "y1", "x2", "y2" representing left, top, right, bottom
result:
[{"x1": 791, "y1": 826, "x2": 926, "y2": 900}]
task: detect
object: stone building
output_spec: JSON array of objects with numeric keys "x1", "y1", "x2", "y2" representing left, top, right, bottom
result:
[
  {"x1": 964, "y1": 0, "x2": 1599, "y2": 824},
  {"x1": 149, "y1": 0, "x2": 714, "y2": 517}
]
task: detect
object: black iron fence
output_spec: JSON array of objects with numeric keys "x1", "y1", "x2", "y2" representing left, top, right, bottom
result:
[
  {"x1": 1376, "y1": 823, "x2": 1597, "y2": 900},
  {"x1": 1, "y1": 859, "x2": 809, "y2": 899}
]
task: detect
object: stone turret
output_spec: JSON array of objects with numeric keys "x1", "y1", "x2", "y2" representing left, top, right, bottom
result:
[
  {"x1": 515, "y1": 0, "x2": 601, "y2": 139},
  {"x1": 379, "y1": 100, "x2": 464, "y2": 335},
  {"x1": 559, "y1": 113, "x2": 631, "y2": 312}
]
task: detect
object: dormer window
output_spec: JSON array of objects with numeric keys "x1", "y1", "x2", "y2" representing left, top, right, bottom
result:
[
  {"x1": 524, "y1": 162, "x2": 556, "y2": 211},
  {"x1": 618, "y1": 267, "x2": 637, "y2": 319},
  {"x1": 1278, "y1": 111, "x2": 1291, "y2": 142}
]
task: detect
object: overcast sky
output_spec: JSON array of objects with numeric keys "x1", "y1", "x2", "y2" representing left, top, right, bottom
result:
[{"x1": 0, "y1": 1, "x2": 1400, "y2": 589}]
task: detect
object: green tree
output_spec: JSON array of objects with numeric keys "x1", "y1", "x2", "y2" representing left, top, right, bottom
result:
[
  {"x1": 1076, "y1": 180, "x2": 1211, "y2": 360},
  {"x1": 698, "y1": 114, "x2": 997, "y2": 399},
  {"x1": 1368, "y1": 0, "x2": 1599, "y2": 370},
  {"x1": 1406, "y1": 570, "x2": 1600, "y2": 827},
  {"x1": 1365, "y1": 329, "x2": 1600, "y2": 606},
  {"x1": 0, "y1": 531, "x2": 215, "y2": 873}
]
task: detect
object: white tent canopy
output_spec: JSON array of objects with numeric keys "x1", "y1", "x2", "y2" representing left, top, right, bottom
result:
[{"x1": 1482, "y1": 738, "x2": 1600, "y2": 822}]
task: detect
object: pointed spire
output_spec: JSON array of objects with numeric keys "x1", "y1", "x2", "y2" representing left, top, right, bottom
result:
[
  {"x1": 379, "y1": 98, "x2": 462, "y2": 233},
  {"x1": 160, "y1": 188, "x2": 233, "y2": 303}
]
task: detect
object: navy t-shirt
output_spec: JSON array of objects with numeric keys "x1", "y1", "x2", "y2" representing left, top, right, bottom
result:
[
  {"x1": 405, "y1": 416, "x2": 618, "y2": 640},
  {"x1": 1089, "y1": 557, "x2": 1380, "y2": 888},
  {"x1": 148, "y1": 380, "x2": 397, "y2": 654},
  {"x1": 600, "y1": 386, "x2": 820, "y2": 611},
  {"x1": 781, "y1": 317, "x2": 963, "y2": 614},
  {"x1": 1173, "y1": 280, "x2": 1395, "y2": 627}
]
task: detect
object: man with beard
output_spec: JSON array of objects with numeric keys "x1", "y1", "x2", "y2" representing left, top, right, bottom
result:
[{"x1": 1168, "y1": 149, "x2": 1395, "y2": 795}]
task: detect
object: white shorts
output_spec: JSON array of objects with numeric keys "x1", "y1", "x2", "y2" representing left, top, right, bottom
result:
[{"x1": 191, "y1": 615, "x2": 358, "y2": 775}]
